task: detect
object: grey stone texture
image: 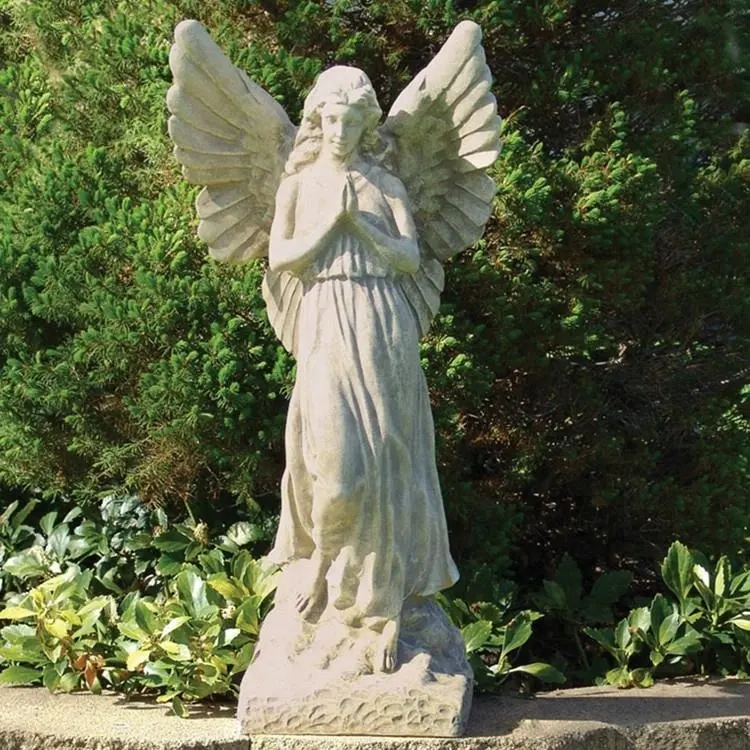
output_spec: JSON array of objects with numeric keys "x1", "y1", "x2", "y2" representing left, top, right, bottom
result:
[
  {"x1": 168, "y1": 18, "x2": 501, "y2": 735},
  {"x1": 0, "y1": 686, "x2": 244, "y2": 750},
  {"x1": 238, "y1": 598, "x2": 473, "y2": 737},
  {"x1": 1, "y1": 679, "x2": 749, "y2": 749}
]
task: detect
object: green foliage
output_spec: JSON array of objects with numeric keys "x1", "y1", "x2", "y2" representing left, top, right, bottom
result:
[
  {"x1": 581, "y1": 542, "x2": 750, "y2": 687},
  {"x1": 0, "y1": 498, "x2": 278, "y2": 713},
  {"x1": 0, "y1": 0, "x2": 748, "y2": 627},
  {"x1": 530, "y1": 553, "x2": 632, "y2": 680},
  {"x1": 439, "y1": 591, "x2": 565, "y2": 690}
]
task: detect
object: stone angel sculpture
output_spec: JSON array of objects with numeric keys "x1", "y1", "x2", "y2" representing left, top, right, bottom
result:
[{"x1": 167, "y1": 19, "x2": 500, "y2": 737}]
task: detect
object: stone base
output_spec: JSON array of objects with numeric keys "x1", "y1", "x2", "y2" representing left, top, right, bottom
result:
[{"x1": 238, "y1": 594, "x2": 473, "y2": 737}]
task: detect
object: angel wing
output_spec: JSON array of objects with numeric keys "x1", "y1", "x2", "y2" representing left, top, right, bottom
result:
[
  {"x1": 380, "y1": 21, "x2": 501, "y2": 336},
  {"x1": 167, "y1": 20, "x2": 296, "y2": 263}
]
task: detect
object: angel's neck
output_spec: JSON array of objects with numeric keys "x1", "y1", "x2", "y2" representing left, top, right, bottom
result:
[{"x1": 316, "y1": 151, "x2": 364, "y2": 173}]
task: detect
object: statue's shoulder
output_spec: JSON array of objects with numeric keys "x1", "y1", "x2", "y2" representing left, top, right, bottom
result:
[
  {"x1": 366, "y1": 163, "x2": 407, "y2": 201},
  {"x1": 276, "y1": 170, "x2": 302, "y2": 200}
]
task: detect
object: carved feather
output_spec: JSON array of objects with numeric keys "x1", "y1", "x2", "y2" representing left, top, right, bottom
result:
[
  {"x1": 382, "y1": 21, "x2": 500, "y2": 334},
  {"x1": 262, "y1": 270, "x2": 303, "y2": 354},
  {"x1": 167, "y1": 19, "x2": 296, "y2": 264}
]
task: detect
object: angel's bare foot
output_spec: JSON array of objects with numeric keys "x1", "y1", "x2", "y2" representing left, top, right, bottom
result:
[
  {"x1": 374, "y1": 617, "x2": 400, "y2": 673},
  {"x1": 294, "y1": 553, "x2": 329, "y2": 620}
]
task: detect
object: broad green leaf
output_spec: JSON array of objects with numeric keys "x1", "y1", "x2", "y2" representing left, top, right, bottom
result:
[
  {"x1": 4, "y1": 547, "x2": 46, "y2": 579},
  {"x1": 255, "y1": 568, "x2": 281, "y2": 600},
  {"x1": 39, "y1": 512, "x2": 58, "y2": 537},
  {"x1": 0, "y1": 642, "x2": 44, "y2": 661},
  {"x1": 605, "y1": 666, "x2": 630, "y2": 687},
  {"x1": 0, "y1": 606, "x2": 36, "y2": 620},
  {"x1": 134, "y1": 600, "x2": 159, "y2": 634},
  {"x1": 126, "y1": 649, "x2": 151, "y2": 671},
  {"x1": 729, "y1": 571, "x2": 750, "y2": 597},
  {"x1": 208, "y1": 575, "x2": 245, "y2": 601},
  {"x1": 649, "y1": 593, "x2": 672, "y2": 632},
  {"x1": 730, "y1": 618, "x2": 750, "y2": 631},
  {"x1": 502, "y1": 614, "x2": 533, "y2": 657},
  {"x1": 44, "y1": 618, "x2": 70, "y2": 638},
  {"x1": 0, "y1": 500, "x2": 19, "y2": 525},
  {"x1": 590, "y1": 570, "x2": 632, "y2": 606},
  {"x1": 664, "y1": 630, "x2": 703, "y2": 654},
  {"x1": 162, "y1": 616, "x2": 191, "y2": 638},
  {"x1": 197, "y1": 549, "x2": 226, "y2": 575},
  {"x1": 118, "y1": 619, "x2": 148, "y2": 641},
  {"x1": 542, "y1": 580, "x2": 567, "y2": 610},
  {"x1": 461, "y1": 619, "x2": 492, "y2": 654},
  {"x1": 159, "y1": 641, "x2": 192, "y2": 661},
  {"x1": 235, "y1": 596, "x2": 262, "y2": 635},
  {"x1": 470, "y1": 602, "x2": 507, "y2": 624},
  {"x1": 221, "y1": 522, "x2": 264, "y2": 550},
  {"x1": 157, "y1": 554, "x2": 183, "y2": 576},
  {"x1": 555, "y1": 554, "x2": 582, "y2": 607},
  {"x1": 630, "y1": 668, "x2": 654, "y2": 688},
  {"x1": 172, "y1": 695, "x2": 188, "y2": 718},
  {"x1": 153, "y1": 529, "x2": 192, "y2": 553},
  {"x1": 615, "y1": 618, "x2": 632, "y2": 650},
  {"x1": 584, "y1": 626, "x2": 616, "y2": 653},
  {"x1": 176, "y1": 569, "x2": 214, "y2": 619},
  {"x1": 715, "y1": 557, "x2": 729, "y2": 598},
  {"x1": 47, "y1": 523, "x2": 71, "y2": 560},
  {"x1": 12, "y1": 499, "x2": 40, "y2": 528},
  {"x1": 693, "y1": 564, "x2": 710, "y2": 589},
  {"x1": 657, "y1": 612, "x2": 680, "y2": 645},
  {"x1": 509, "y1": 662, "x2": 565, "y2": 683},
  {"x1": 661, "y1": 542, "x2": 695, "y2": 610},
  {"x1": 62, "y1": 507, "x2": 82, "y2": 524},
  {"x1": 58, "y1": 671, "x2": 80, "y2": 692},
  {"x1": 0, "y1": 666, "x2": 42, "y2": 685},
  {"x1": 42, "y1": 664, "x2": 61, "y2": 691},
  {"x1": 628, "y1": 607, "x2": 651, "y2": 635},
  {"x1": 219, "y1": 628, "x2": 241, "y2": 647}
]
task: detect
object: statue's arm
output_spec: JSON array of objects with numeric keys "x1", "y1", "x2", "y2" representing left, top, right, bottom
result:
[
  {"x1": 268, "y1": 176, "x2": 341, "y2": 275},
  {"x1": 353, "y1": 175, "x2": 420, "y2": 275}
]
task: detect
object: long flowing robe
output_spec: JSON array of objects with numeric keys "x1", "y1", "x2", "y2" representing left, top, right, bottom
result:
[{"x1": 268, "y1": 162, "x2": 458, "y2": 623}]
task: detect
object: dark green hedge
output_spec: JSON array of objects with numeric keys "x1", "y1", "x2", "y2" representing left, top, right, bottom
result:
[{"x1": 1, "y1": 0, "x2": 748, "y2": 590}]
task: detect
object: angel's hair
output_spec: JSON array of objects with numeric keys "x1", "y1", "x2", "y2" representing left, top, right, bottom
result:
[{"x1": 284, "y1": 66, "x2": 391, "y2": 175}]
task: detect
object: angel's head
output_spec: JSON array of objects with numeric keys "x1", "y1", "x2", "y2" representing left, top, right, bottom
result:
[{"x1": 285, "y1": 66, "x2": 385, "y2": 174}]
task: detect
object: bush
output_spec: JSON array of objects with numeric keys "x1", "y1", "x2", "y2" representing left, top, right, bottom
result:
[
  {"x1": 0, "y1": 1, "x2": 748, "y2": 593},
  {"x1": 2, "y1": 501, "x2": 747, "y2": 710},
  {"x1": 0, "y1": 494, "x2": 278, "y2": 714}
]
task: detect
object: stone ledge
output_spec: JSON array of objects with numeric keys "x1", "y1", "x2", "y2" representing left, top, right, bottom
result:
[
  {"x1": 0, "y1": 686, "x2": 246, "y2": 750},
  {"x1": 2, "y1": 679, "x2": 749, "y2": 749}
]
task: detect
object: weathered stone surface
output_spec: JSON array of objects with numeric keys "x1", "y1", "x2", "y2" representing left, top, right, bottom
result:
[
  {"x1": 168, "y1": 19, "x2": 501, "y2": 736},
  {"x1": 239, "y1": 597, "x2": 472, "y2": 737},
  {"x1": 251, "y1": 679, "x2": 750, "y2": 750},
  {"x1": 0, "y1": 686, "x2": 245, "y2": 750},
  {"x1": 1, "y1": 680, "x2": 749, "y2": 749}
]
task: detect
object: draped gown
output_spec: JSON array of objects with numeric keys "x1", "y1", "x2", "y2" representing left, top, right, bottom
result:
[{"x1": 268, "y1": 162, "x2": 458, "y2": 625}]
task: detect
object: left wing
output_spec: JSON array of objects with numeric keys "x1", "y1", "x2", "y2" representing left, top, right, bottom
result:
[{"x1": 167, "y1": 20, "x2": 296, "y2": 263}]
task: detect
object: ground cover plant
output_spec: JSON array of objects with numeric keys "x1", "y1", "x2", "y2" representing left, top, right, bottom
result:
[
  {"x1": 0, "y1": 499, "x2": 747, "y2": 713},
  {"x1": 0, "y1": 0, "x2": 748, "y2": 711}
]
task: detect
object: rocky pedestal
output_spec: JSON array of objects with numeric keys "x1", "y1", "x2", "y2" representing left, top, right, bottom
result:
[{"x1": 238, "y1": 588, "x2": 472, "y2": 737}]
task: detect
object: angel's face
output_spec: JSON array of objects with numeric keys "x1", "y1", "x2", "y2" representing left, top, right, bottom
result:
[{"x1": 320, "y1": 102, "x2": 366, "y2": 161}]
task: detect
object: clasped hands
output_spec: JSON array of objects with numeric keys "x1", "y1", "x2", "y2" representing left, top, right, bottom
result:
[{"x1": 325, "y1": 173, "x2": 378, "y2": 246}]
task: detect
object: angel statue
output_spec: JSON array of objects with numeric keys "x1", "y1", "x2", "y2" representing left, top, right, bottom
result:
[{"x1": 167, "y1": 19, "x2": 500, "y2": 737}]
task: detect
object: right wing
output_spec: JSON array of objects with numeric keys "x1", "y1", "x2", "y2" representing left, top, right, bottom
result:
[
  {"x1": 167, "y1": 20, "x2": 296, "y2": 262},
  {"x1": 380, "y1": 21, "x2": 500, "y2": 337}
]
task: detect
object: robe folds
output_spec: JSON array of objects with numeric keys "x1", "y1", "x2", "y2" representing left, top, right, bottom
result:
[{"x1": 268, "y1": 163, "x2": 458, "y2": 623}]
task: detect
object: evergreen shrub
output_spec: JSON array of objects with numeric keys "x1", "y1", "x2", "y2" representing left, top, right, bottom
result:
[{"x1": 0, "y1": 0, "x2": 748, "y2": 591}]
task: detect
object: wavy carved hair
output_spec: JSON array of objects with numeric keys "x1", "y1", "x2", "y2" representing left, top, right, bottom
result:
[{"x1": 284, "y1": 66, "x2": 391, "y2": 176}]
